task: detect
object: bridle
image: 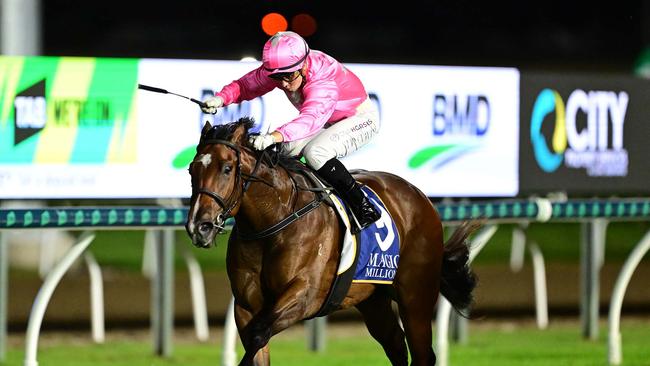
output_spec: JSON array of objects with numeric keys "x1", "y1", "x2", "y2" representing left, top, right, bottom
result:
[{"x1": 192, "y1": 138, "x2": 261, "y2": 233}]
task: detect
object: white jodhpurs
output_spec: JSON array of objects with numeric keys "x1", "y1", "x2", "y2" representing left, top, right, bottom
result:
[{"x1": 281, "y1": 98, "x2": 380, "y2": 170}]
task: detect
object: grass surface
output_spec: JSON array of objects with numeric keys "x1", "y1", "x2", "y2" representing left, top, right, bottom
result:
[{"x1": 4, "y1": 319, "x2": 650, "y2": 365}]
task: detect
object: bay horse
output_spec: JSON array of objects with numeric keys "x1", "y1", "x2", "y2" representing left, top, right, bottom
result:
[{"x1": 185, "y1": 118, "x2": 480, "y2": 366}]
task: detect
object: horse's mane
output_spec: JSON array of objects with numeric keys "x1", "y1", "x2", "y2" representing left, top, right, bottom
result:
[{"x1": 201, "y1": 117, "x2": 256, "y2": 142}]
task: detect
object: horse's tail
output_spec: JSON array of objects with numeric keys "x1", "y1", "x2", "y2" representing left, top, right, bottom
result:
[{"x1": 439, "y1": 220, "x2": 482, "y2": 317}]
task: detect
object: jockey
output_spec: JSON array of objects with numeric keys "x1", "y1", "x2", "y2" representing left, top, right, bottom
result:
[{"x1": 202, "y1": 31, "x2": 381, "y2": 232}]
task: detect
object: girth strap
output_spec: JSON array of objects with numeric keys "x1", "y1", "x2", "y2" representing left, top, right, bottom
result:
[{"x1": 237, "y1": 197, "x2": 323, "y2": 241}]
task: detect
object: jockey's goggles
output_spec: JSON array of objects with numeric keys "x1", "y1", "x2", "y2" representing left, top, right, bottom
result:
[{"x1": 268, "y1": 71, "x2": 301, "y2": 83}]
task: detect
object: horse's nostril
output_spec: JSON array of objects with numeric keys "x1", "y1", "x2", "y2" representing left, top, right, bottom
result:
[{"x1": 199, "y1": 222, "x2": 214, "y2": 233}]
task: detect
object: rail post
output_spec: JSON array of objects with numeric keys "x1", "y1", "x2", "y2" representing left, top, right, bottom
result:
[
  {"x1": 151, "y1": 229, "x2": 175, "y2": 357},
  {"x1": 305, "y1": 316, "x2": 327, "y2": 352},
  {"x1": 580, "y1": 219, "x2": 606, "y2": 340}
]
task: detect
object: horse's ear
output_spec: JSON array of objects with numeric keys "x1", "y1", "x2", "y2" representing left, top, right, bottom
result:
[{"x1": 201, "y1": 121, "x2": 212, "y2": 136}]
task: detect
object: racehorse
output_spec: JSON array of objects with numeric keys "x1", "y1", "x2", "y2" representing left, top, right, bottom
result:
[{"x1": 186, "y1": 118, "x2": 481, "y2": 366}]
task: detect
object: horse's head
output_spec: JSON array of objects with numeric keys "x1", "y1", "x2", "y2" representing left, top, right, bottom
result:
[{"x1": 186, "y1": 118, "x2": 254, "y2": 248}]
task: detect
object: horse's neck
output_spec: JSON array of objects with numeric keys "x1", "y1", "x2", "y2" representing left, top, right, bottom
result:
[{"x1": 237, "y1": 162, "x2": 298, "y2": 233}]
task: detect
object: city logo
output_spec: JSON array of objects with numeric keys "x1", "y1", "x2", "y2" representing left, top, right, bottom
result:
[
  {"x1": 409, "y1": 94, "x2": 490, "y2": 169},
  {"x1": 530, "y1": 88, "x2": 629, "y2": 176},
  {"x1": 13, "y1": 79, "x2": 46, "y2": 146}
]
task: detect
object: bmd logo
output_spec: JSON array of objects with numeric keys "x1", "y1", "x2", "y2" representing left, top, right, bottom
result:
[
  {"x1": 409, "y1": 94, "x2": 490, "y2": 169},
  {"x1": 530, "y1": 88, "x2": 629, "y2": 176}
]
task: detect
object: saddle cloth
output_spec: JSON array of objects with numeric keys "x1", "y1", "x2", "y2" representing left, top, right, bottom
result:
[
  {"x1": 330, "y1": 186, "x2": 401, "y2": 284},
  {"x1": 292, "y1": 164, "x2": 401, "y2": 317},
  {"x1": 311, "y1": 184, "x2": 401, "y2": 318}
]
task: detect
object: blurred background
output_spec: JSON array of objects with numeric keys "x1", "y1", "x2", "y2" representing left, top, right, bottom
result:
[
  {"x1": 33, "y1": 0, "x2": 650, "y2": 72},
  {"x1": 2, "y1": 1, "x2": 650, "y2": 365}
]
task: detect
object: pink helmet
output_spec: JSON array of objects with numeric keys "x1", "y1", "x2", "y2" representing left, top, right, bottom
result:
[{"x1": 262, "y1": 31, "x2": 310, "y2": 74}]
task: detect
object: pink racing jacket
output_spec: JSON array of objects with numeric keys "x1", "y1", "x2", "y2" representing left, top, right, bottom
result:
[{"x1": 215, "y1": 50, "x2": 368, "y2": 142}]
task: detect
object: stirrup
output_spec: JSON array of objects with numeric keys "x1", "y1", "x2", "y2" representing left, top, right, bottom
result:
[{"x1": 349, "y1": 205, "x2": 380, "y2": 234}]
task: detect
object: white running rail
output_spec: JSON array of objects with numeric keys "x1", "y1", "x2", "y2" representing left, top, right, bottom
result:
[
  {"x1": 222, "y1": 297, "x2": 238, "y2": 366},
  {"x1": 83, "y1": 251, "x2": 105, "y2": 343},
  {"x1": 24, "y1": 232, "x2": 95, "y2": 366},
  {"x1": 607, "y1": 229, "x2": 650, "y2": 365},
  {"x1": 528, "y1": 241, "x2": 548, "y2": 329}
]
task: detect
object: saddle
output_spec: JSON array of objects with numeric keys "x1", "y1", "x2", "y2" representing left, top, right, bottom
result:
[
  {"x1": 277, "y1": 158, "x2": 400, "y2": 317},
  {"x1": 258, "y1": 154, "x2": 399, "y2": 318}
]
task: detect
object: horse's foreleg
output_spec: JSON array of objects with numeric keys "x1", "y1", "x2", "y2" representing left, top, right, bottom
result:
[
  {"x1": 250, "y1": 345, "x2": 270, "y2": 366},
  {"x1": 237, "y1": 281, "x2": 308, "y2": 365},
  {"x1": 237, "y1": 345, "x2": 270, "y2": 366},
  {"x1": 235, "y1": 304, "x2": 271, "y2": 366}
]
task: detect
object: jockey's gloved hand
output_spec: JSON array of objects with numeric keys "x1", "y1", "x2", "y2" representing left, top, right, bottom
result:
[
  {"x1": 201, "y1": 96, "x2": 223, "y2": 114},
  {"x1": 249, "y1": 134, "x2": 276, "y2": 150}
]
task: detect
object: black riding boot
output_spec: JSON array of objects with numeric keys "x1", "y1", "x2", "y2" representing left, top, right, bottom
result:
[{"x1": 317, "y1": 158, "x2": 381, "y2": 232}]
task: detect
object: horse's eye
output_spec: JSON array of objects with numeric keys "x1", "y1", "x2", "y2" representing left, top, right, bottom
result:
[{"x1": 223, "y1": 165, "x2": 233, "y2": 175}]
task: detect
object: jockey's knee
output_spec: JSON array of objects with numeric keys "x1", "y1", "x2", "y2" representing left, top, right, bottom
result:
[{"x1": 303, "y1": 144, "x2": 335, "y2": 170}]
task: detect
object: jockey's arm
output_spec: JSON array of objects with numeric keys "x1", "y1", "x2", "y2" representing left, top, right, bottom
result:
[
  {"x1": 275, "y1": 79, "x2": 339, "y2": 142},
  {"x1": 217, "y1": 67, "x2": 276, "y2": 105}
]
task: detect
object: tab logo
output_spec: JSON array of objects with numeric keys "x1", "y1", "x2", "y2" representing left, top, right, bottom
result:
[
  {"x1": 530, "y1": 88, "x2": 629, "y2": 177},
  {"x1": 14, "y1": 79, "x2": 46, "y2": 146}
]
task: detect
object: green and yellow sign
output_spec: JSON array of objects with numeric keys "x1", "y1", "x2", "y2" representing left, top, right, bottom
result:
[{"x1": 0, "y1": 56, "x2": 139, "y2": 164}]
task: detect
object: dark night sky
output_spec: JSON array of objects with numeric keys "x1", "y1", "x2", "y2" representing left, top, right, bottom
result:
[{"x1": 42, "y1": 0, "x2": 649, "y2": 73}]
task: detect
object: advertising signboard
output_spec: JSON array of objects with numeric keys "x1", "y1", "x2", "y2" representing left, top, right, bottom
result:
[
  {"x1": 344, "y1": 64, "x2": 520, "y2": 197},
  {"x1": 141, "y1": 61, "x2": 521, "y2": 198},
  {"x1": 520, "y1": 72, "x2": 650, "y2": 195},
  {"x1": 0, "y1": 56, "x2": 520, "y2": 198}
]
